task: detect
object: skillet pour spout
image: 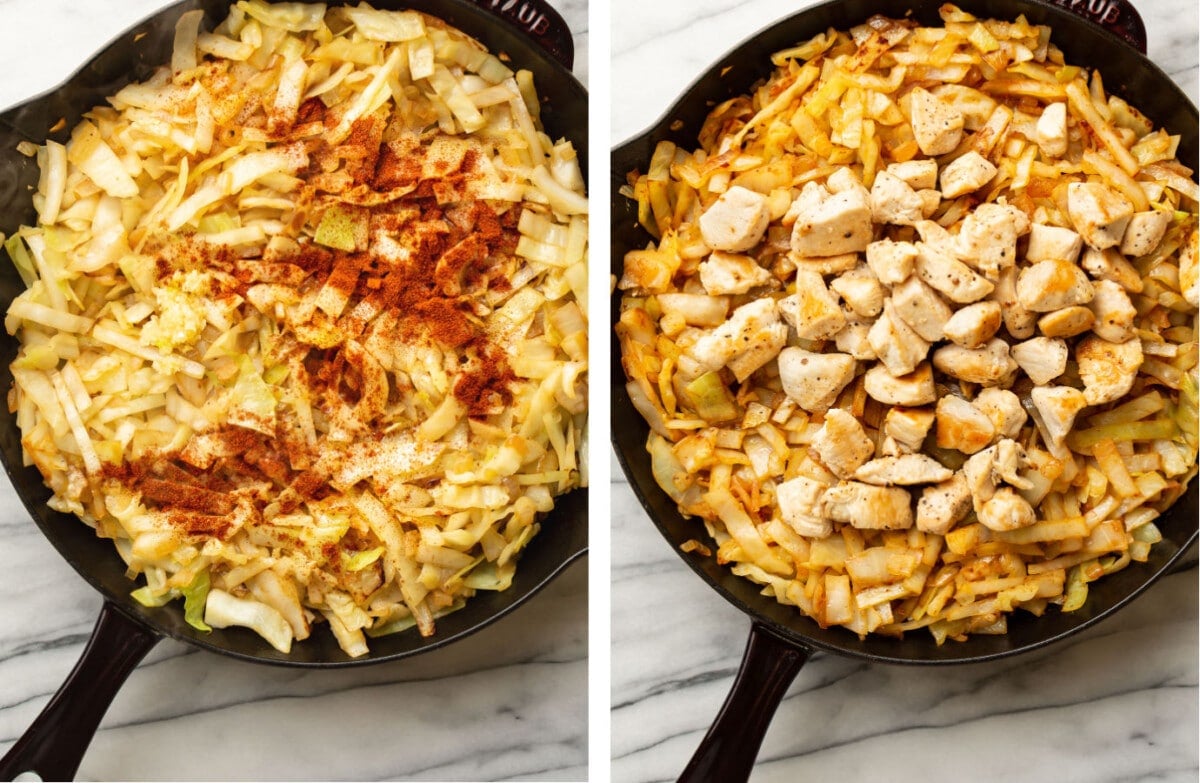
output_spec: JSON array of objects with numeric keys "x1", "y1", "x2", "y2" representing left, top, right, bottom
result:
[
  {"x1": 0, "y1": 0, "x2": 588, "y2": 779},
  {"x1": 610, "y1": 1, "x2": 1197, "y2": 781}
]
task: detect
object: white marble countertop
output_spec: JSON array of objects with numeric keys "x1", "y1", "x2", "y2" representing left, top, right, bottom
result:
[
  {"x1": 0, "y1": 1, "x2": 588, "y2": 781},
  {"x1": 610, "y1": 1, "x2": 1199, "y2": 782}
]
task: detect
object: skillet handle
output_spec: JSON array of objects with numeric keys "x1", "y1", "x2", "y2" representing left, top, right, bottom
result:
[
  {"x1": 678, "y1": 622, "x2": 810, "y2": 783},
  {"x1": 466, "y1": 0, "x2": 575, "y2": 69},
  {"x1": 0, "y1": 601, "x2": 160, "y2": 781},
  {"x1": 1045, "y1": 0, "x2": 1147, "y2": 53}
]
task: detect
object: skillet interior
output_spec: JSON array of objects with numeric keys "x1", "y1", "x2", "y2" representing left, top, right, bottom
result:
[
  {"x1": 0, "y1": 0, "x2": 589, "y2": 667},
  {"x1": 610, "y1": 0, "x2": 1198, "y2": 665}
]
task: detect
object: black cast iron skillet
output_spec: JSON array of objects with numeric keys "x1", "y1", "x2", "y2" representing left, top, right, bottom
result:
[
  {"x1": 0, "y1": 0, "x2": 587, "y2": 779},
  {"x1": 610, "y1": 1, "x2": 1198, "y2": 780}
]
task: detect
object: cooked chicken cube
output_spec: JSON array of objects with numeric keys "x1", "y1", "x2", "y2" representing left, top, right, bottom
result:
[
  {"x1": 780, "y1": 269, "x2": 847, "y2": 340},
  {"x1": 1030, "y1": 385, "x2": 1088, "y2": 455},
  {"x1": 1181, "y1": 227, "x2": 1199, "y2": 308},
  {"x1": 908, "y1": 87, "x2": 964, "y2": 156},
  {"x1": 1076, "y1": 334, "x2": 1143, "y2": 405},
  {"x1": 1119, "y1": 209, "x2": 1172, "y2": 257},
  {"x1": 775, "y1": 475, "x2": 833, "y2": 538},
  {"x1": 942, "y1": 301, "x2": 1002, "y2": 349},
  {"x1": 915, "y1": 243, "x2": 994, "y2": 303},
  {"x1": 868, "y1": 300, "x2": 931, "y2": 376},
  {"x1": 960, "y1": 439, "x2": 1033, "y2": 513},
  {"x1": 812, "y1": 408, "x2": 876, "y2": 478},
  {"x1": 870, "y1": 169, "x2": 925, "y2": 226},
  {"x1": 884, "y1": 406, "x2": 936, "y2": 452},
  {"x1": 698, "y1": 250, "x2": 775, "y2": 295},
  {"x1": 829, "y1": 265, "x2": 884, "y2": 318},
  {"x1": 978, "y1": 487, "x2": 1036, "y2": 532},
  {"x1": 1025, "y1": 223, "x2": 1083, "y2": 264},
  {"x1": 688, "y1": 298, "x2": 787, "y2": 383},
  {"x1": 938, "y1": 151, "x2": 997, "y2": 198},
  {"x1": 932, "y1": 339, "x2": 1018, "y2": 386},
  {"x1": 1037, "y1": 306, "x2": 1095, "y2": 338},
  {"x1": 1034, "y1": 102, "x2": 1069, "y2": 157},
  {"x1": 826, "y1": 167, "x2": 870, "y2": 197},
  {"x1": 865, "y1": 238, "x2": 918, "y2": 285},
  {"x1": 789, "y1": 180, "x2": 874, "y2": 257},
  {"x1": 656, "y1": 293, "x2": 729, "y2": 328},
  {"x1": 914, "y1": 219, "x2": 957, "y2": 253},
  {"x1": 778, "y1": 346, "x2": 857, "y2": 413},
  {"x1": 1089, "y1": 279, "x2": 1137, "y2": 343},
  {"x1": 834, "y1": 322, "x2": 877, "y2": 361},
  {"x1": 698, "y1": 185, "x2": 771, "y2": 252},
  {"x1": 886, "y1": 159, "x2": 939, "y2": 191},
  {"x1": 1081, "y1": 246, "x2": 1144, "y2": 293},
  {"x1": 955, "y1": 203, "x2": 1027, "y2": 278},
  {"x1": 935, "y1": 395, "x2": 996, "y2": 455},
  {"x1": 994, "y1": 266, "x2": 1037, "y2": 339},
  {"x1": 917, "y1": 189, "x2": 942, "y2": 217},
  {"x1": 1015, "y1": 259, "x2": 1094, "y2": 311},
  {"x1": 972, "y1": 387, "x2": 1028, "y2": 440},
  {"x1": 853, "y1": 454, "x2": 953, "y2": 485},
  {"x1": 790, "y1": 252, "x2": 861, "y2": 276},
  {"x1": 1067, "y1": 181, "x2": 1135, "y2": 250},
  {"x1": 916, "y1": 475, "x2": 972, "y2": 535},
  {"x1": 823, "y1": 481, "x2": 914, "y2": 530},
  {"x1": 891, "y1": 276, "x2": 952, "y2": 342},
  {"x1": 864, "y1": 362, "x2": 937, "y2": 406},
  {"x1": 1011, "y1": 337, "x2": 1068, "y2": 385}
]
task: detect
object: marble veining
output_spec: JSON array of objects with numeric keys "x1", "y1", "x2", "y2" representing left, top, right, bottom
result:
[
  {"x1": 610, "y1": 1, "x2": 1198, "y2": 781},
  {"x1": 0, "y1": 1, "x2": 587, "y2": 781}
]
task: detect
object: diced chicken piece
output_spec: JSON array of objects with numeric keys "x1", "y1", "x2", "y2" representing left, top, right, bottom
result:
[
  {"x1": 868, "y1": 300, "x2": 931, "y2": 377},
  {"x1": 1119, "y1": 209, "x2": 1172, "y2": 257},
  {"x1": 972, "y1": 387, "x2": 1027, "y2": 440},
  {"x1": 1037, "y1": 306, "x2": 1095, "y2": 338},
  {"x1": 656, "y1": 293, "x2": 729, "y2": 327},
  {"x1": 939, "y1": 151, "x2": 997, "y2": 198},
  {"x1": 698, "y1": 185, "x2": 771, "y2": 252},
  {"x1": 1067, "y1": 181, "x2": 1135, "y2": 250},
  {"x1": 916, "y1": 474, "x2": 972, "y2": 535},
  {"x1": 978, "y1": 487, "x2": 1036, "y2": 532},
  {"x1": 870, "y1": 169, "x2": 925, "y2": 226},
  {"x1": 1081, "y1": 246, "x2": 1144, "y2": 293},
  {"x1": 865, "y1": 239, "x2": 917, "y2": 285},
  {"x1": 826, "y1": 167, "x2": 869, "y2": 197},
  {"x1": 884, "y1": 407, "x2": 936, "y2": 452},
  {"x1": 932, "y1": 339, "x2": 1018, "y2": 386},
  {"x1": 853, "y1": 454, "x2": 953, "y2": 485},
  {"x1": 943, "y1": 301, "x2": 1002, "y2": 349},
  {"x1": 1025, "y1": 223, "x2": 1083, "y2": 264},
  {"x1": 908, "y1": 87, "x2": 964, "y2": 156},
  {"x1": 776, "y1": 475, "x2": 833, "y2": 538},
  {"x1": 790, "y1": 252, "x2": 861, "y2": 276},
  {"x1": 829, "y1": 265, "x2": 884, "y2": 318},
  {"x1": 834, "y1": 322, "x2": 877, "y2": 361},
  {"x1": 688, "y1": 298, "x2": 787, "y2": 383},
  {"x1": 864, "y1": 362, "x2": 937, "y2": 406},
  {"x1": 930, "y1": 84, "x2": 998, "y2": 130},
  {"x1": 914, "y1": 219, "x2": 957, "y2": 253},
  {"x1": 1011, "y1": 337, "x2": 1068, "y2": 385},
  {"x1": 698, "y1": 250, "x2": 775, "y2": 295},
  {"x1": 990, "y1": 438, "x2": 1033, "y2": 489},
  {"x1": 1034, "y1": 102, "x2": 1069, "y2": 158},
  {"x1": 1089, "y1": 279, "x2": 1137, "y2": 343},
  {"x1": 935, "y1": 395, "x2": 996, "y2": 455},
  {"x1": 1015, "y1": 259, "x2": 1094, "y2": 311},
  {"x1": 915, "y1": 243, "x2": 994, "y2": 303},
  {"x1": 890, "y1": 276, "x2": 952, "y2": 342},
  {"x1": 994, "y1": 266, "x2": 1036, "y2": 339},
  {"x1": 1030, "y1": 385, "x2": 1088, "y2": 455},
  {"x1": 823, "y1": 481, "x2": 914, "y2": 530},
  {"x1": 778, "y1": 347, "x2": 857, "y2": 413},
  {"x1": 1181, "y1": 227, "x2": 1199, "y2": 308},
  {"x1": 780, "y1": 269, "x2": 847, "y2": 340},
  {"x1": 789, "y1": 180, "x2": 873, "y2": 257},
  {"x1": 960, "y1": 438, "x2": 1032, "y2": 512},
  {"x1": 917, "y1": 189, "x2": 942, "y2": 217},
  {"x1": 886, "y1": 159, "x2": 939, "y2": 191},
  {"x1": 1076, "y1": 335, "x2": 1143, "y2": 405},
  {"x1": 812, "y1": 408, "x2": 875, "y2": 478},
  {"x1": 955, "y1": 203, "x2": 1026, "y2": 278}
]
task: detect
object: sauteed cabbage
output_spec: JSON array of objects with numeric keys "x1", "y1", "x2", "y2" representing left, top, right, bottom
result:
[
  {"x1": 618, "y1": 6, "x2": 1196, "y2": 643},
  {"x1": 4, "y1": 1, "x2": 587, "y2": 656}
]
